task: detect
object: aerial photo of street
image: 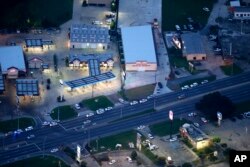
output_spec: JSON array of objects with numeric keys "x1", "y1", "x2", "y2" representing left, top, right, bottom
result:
[{"x1": 0, "y1": 0, "x2": 250, "y2": 167}]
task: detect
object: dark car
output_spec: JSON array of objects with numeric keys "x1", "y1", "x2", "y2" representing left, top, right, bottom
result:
[{"x1": 158, "y1": 82, "x2": 163, "y2": 89}]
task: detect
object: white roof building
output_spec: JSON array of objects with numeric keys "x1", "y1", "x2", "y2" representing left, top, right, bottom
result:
[
  {"x1": 0, "y1": 46, "x2": 26, "y2": 78},
  {"x1": 121, "y1": 25, "x2": 157, "y2": 71}
]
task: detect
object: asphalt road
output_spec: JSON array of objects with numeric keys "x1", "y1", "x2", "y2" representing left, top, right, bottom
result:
[{"x1": 1, "y1": 72, "x2": 250, "y2": 165}]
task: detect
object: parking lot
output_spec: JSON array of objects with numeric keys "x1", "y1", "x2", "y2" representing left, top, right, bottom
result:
[{"x1": 201, "y1": 118, "x2": 250, "y2": 151}]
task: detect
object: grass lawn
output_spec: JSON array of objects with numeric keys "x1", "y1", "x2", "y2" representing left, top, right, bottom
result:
[
  {"x1": 0, "y1": 117, "x2": 35, "y2": 133},
  {"x1": 180, "y1": 75, "x2": 216, "y2": 87},
  {"x1": 141, "y1": 145, "x2": 158, "y2": 162},
  {"x1": 81, "y1": 96, "x2": 114, "y2": 111},
  {"x1": 1, "y1": 155, "x2": 69, "y2": 167},
  {"x1": 149, "y1": 119, "x2": 190, "y2": 137},
  {"x1": 89, "y1": 131, "x2": 137, "y2": 152},
  {"x1": 220, "y1": 64, "x2": 243, "y2": 76},
  {"x1": 168, "y1": 48, "x2": 189, "y2": 69},
  {"x1": 123, "y1": 84, "x2": 155, "y2": 100},
  {"x1": 0, "y1": 0, "x2": 73, "y2": 29},
  {"x1": 50, "y1": 105, "x2": 77, "y2": 121},
  {"x1": 111, "y1": 109, "x2": 155, "y2": 123},
  {"x1": 162, "y1": 0, "x2": 217, "y2": 31}
]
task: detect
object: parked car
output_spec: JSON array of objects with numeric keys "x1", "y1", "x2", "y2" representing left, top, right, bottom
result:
[
  {"x1": 130, "y1": 101, "x2": 138, "y2": 105},
  {"x1": 96, "y1": 108, "x2": 105, "y2": 114},
  {"x1": 148, "y1": 133, "x2": 154, "y2": 139},
  {"x1": 25, "y1": 126, "x2": 33, "y2": 131},
  {"x1": 92, "y1": 20, "x2": 103, "y2": 25},
  {"x1": 193, "y1": 122, "x2": 200, "y2": 127},
  {"x1": 139, "y1": 99, "x2": 147, "y2": 103},
  {"x1": 188, "y1": 112, "x2": 197, "y2": 117},
  {"x1": 169, "y1": 136, "x2": 177, "y2": 142},
  {"x1": 137, "y1": 125, "x2": 145, "y2": 130},
  {"x1": 126, "y1": 156, "x2": 132, "y2": 163},
  {"x1": 244, "y1": 112, "x2": 250, "y2": 118},
  {"x1": 158, "y1": 82, "x2": 163, "y2": 89},
  {"x1": 14, "y1": 129, "x2": 23, "y2": 134},
  {"x1": 109, "y1": 160, "x2": 116, "y2": 165},
  {"x1": 49, "y1": 121, "x2": 58, "y2": 127},
  {"x1": 181, "y1": 85, "x2": 189, "y2": 90},
  {"x1": 175, "y1": 25, "x2": 181, "y2": 31},
  {"x1": 187, "y1": 17, "x2": 194, "y2": 23},
  {"x1": 50, "y1": 148, "x2": 59, "y2": 153},
  {"x1": 105, "y1": 107, "x2": 113, "y2": 111},
  {"x1": 74, "y1": 103, "x2": 81, "y2": 110},
  {"x1": 201, "y1": 80, "x2": 208, "y2": 84},
  {"x1": 201, "y1": 117, "x2": 208, "y2": 123},
  {"x1": 203, "y1": 7, "x2": 210, "y2": 12},
  {"x1": 42, "y1": 121, "x2": 50, "y2": 126},
  {"x1": 214, "y1": 48, "x2": 222, "y2": 52},
  {"x1": 183, "y1": 25, "x2": 187, "y2": 30},
  {"x1": 188, "y1": 24, "x2": 194, "y2": 30},
  {"x1": 118, "y1": 98, "x2": 125, "y2": 103},
  {"x1": 86, "y1": 113, "x2": 94, "y2": 118}
]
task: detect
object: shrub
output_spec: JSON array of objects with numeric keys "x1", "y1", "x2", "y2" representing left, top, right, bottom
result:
[
  {"x1": 131, "y1": 150, "x2": 137, "y2": 160},
  {"x1": 212, "y1": 137, "x2": 221, "y2": 143}
]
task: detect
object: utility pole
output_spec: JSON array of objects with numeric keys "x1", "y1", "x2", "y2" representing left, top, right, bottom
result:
[{"x1": 16, "y1": 95, "x2": 20, "y2": 130}]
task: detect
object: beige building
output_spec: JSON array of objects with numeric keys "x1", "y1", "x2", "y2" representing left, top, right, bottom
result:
[
  {"x1": 28, "y1": 57, "x2": 44, "y2": 69},
  {"x1": 180, "y1": 124, "x2": 211, "y2": 150},
  {"x1": 181, "y1": 33, "x2": 206, "y2": 61}
]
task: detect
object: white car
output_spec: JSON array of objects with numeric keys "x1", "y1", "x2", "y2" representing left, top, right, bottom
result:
[
  {"x1": 83, "y1": 120, "x2": 91, "y2": 124},
  {"x1": 188, "y1": 112, "x2": 197, "y2": 117},
  {"x1": 86, "y1": 113, "x2": 94, "y2": 118},
  {"x1": 25, "y1": 126, "x2": 33, "y2": 131},
  {"x1": 203, "y1": 7, "x2": 210, "y2": 12},
  {"x1": 214, "y1": 48, "x2": 222, "y2": 52},
  {"x1": 75, "y1": 103, "x2": 81, "y2": 110},
  {"x1": 147, "y1": 95, "x2": 154, "y2": 99},
  {"x1": 109, "y1": 159, "x2": 116, "y2": 165},
  {"x1": 244, "y1": 112, "x2": 250, "y2": 118},
  {"x1": 50, "y1": 148, "x2": 59, "y2": 153},
  {"x1": 139, "y1": 99, "x2": 147, "y2": 103},
  {"x1": 148, "y1": 133, "x2": 154, "y2": 139},
  {"x1": 175, "y1": 25, "x2": 181, "y2": 31},
  {"x1": 130, "y1": 101, "x2": 138, "y2": 105},
  {"x1": 96, "y1": 109, "x2": 105, "y2": 114},
  {"x1": 137, "y1": 125, "x2": 145, "y2": 130},
  {"x1": 201, "y1": 117, "x2": 208, "y2": 123},
  {"x1": 188, "y1": 24, "x2": 194, "y2": 30},
  {"x1": 105, "y1": 107, "x2": 113, "y2": 111},
  {"x1": 14, "y1": 129, "x2": 23, "y2": 134},
  {"x1": 50, "y1": 122, "x2": 58, "y2": 127},
  {"x1": 92, "y1": 20, "x2": 103, "y2": 25},
  {"x1": 181, "y1": 85, "x2": 189, "y2": 90},
  {"x1": 27, "y1": 134, "x2": 35, "y2": 139},
  {"x1": 126, "y1": 156, "x2": 132, "y2": 163},
  {"x1": 118, "y1": 98, "x2": 125, "y2": 103},
  {"x1": 201, "y1": 80, "x2": 208, "y2": 84},
  {"x1": 42, "y1": 121, "x2": 50, "y2": 126},
  {"x1": 193, "y1": 122, "x2": 200, "y2": 127},
  {"x1": 190, "y1": 82, "x2": 198, "y2": 87},
  {"x1": 169, "y1": 137, "x2": 177, "y2": 142}
]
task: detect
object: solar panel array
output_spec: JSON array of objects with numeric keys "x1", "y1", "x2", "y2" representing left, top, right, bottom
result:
[
  {"x1": 25, "y1": 39, "x2": 43, "y2": 47},
  {"x1": 16, "y1": 79, "x2": 39, "y2": 96},
  {"x1": 89, "y1": 59, "x2": 100, "y2": 76},
  {"x1": 65, "y1": 72, "x2": 115, "y2": 89}
]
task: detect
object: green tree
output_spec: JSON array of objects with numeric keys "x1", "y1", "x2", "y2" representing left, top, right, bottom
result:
[
  {"x1": 195, "y1": 92, "x2": 235, "y2": 120},
  {"x1": 131, "y1": 150, "x2": 137, "y2": 160}
]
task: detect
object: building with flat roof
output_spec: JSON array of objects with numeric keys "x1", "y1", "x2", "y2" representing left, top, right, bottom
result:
[
  {"x1": 70, "y1": 24, "x2": 110, "y2": 49},
  {"x1": 25, "y1": 39, "x2": 55, "y2": 52},
  {"x1": 0, "y1": 46, "x2": 26, "y2": 79},
  {"x1": 121, "y1": 25, "x2": 157, "y2": 71},
  {"x1": 234, "y1": 7, "x2": 250, "y2": 20},
  {"x1": 180, "y1": 124, "x2": 211, "y2": 150},
  {"x1": 181, "y1": 33, "x2": 206, "y2": 61}
]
